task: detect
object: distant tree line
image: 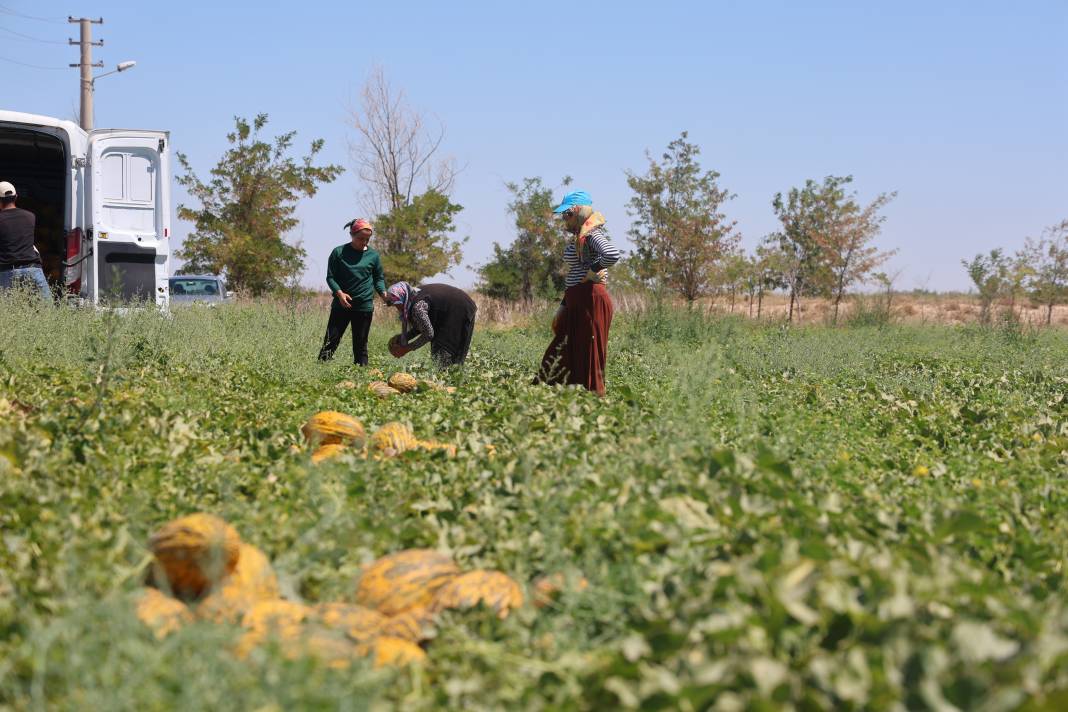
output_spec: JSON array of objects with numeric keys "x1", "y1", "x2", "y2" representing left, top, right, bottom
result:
[
  {"x1": 963, "y1": 220, "x2": 1068, "y2": 325},
  {"x1": 171, "y1": 74, "x2": 1067, "y2": 323},
  {"x1": 479, "y1": 132, "x2": 898, "y2": 325}
]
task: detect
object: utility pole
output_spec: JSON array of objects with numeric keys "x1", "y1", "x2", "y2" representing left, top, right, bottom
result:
[{"x1": 68, "y1": 17, "x2": 103, "y2": 131}]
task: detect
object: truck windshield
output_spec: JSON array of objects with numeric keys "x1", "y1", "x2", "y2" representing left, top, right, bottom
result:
[{"x1": 170, "y1": 278, "x2": 220, "y2": 296}]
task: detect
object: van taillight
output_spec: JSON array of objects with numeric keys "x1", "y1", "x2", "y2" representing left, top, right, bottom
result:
[{"x1": 65, "y1": 228, "x2": 82, "y2": 295}]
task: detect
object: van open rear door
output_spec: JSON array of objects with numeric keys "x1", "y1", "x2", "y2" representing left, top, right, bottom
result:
[{"x1": 88, "y1": 129, "x2": 171, "y2": 305}]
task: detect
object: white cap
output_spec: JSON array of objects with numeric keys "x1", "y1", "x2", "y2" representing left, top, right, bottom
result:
[{"x1": 0, "y1": 182, "x2": 15, "y2": 198}]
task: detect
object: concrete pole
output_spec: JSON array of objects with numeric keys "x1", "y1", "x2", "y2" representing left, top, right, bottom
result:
[{"x1": 68, "y1": 17, "x2": 103, "y2": 132}]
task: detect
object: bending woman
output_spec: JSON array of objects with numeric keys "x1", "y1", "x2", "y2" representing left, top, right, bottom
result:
[
  {"x1": 385, "y1": 282, "x2": 477, "y2": 368},
  {"x1": 534, "y1": 190, "x2": 620, "y2": 396}
]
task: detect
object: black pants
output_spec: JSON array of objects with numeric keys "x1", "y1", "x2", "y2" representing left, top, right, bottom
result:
[
  {"x1": 430, "y1": 316, "x2": 475, "y2": 368},
  {"x1": 318, "y1": 304, "x2": 373, "y2": 365}
]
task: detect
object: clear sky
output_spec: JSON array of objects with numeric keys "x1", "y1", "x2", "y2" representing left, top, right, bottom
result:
[{"x1": 3, "y1": 0, "x2": 1066, "y2": 292}]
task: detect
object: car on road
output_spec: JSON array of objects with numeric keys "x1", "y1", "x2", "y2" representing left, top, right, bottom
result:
[{"x1": 168, "y1": 274, "x2": 230, "y2": 305}]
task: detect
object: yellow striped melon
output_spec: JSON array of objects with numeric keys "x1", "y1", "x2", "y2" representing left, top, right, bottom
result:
[
  {"x1": 381, "y1": 605, "x2": 435, "y2": 642},
  {"x1": 355, "y1": 549, "x2": 460, "y2": 616},
  {"x1": 301, "y1": 411, "x2": 365, "y2": 447},
  {"x1": 369, "y1": 422, "x2": 420, "y2": 457},
  {"x1": 136, "y1": 588, "x2": 193, "y2": 639},
  {"x1": 431, "y1": 570, "x2": 524, "y2": 620},
  {"x1": 311, "y1": 443, "x2": 348, "y2": 464},
  {"x1": 388, "y1": 372, "x2": 419, "y2": 393},
  {"x1": 368, "y1": 381, "x2": 398, "y2": 398},
  {"x1": 197, "y1": 543, "x2": 280, "y2": 623},
  {"x1": 148, "y1": 513, "x2": 241, "y2": 600},
  {"x1": 373, "y1": 636, "x2": 427, "y2": 667},
  {"x1": 316, "y1": 602, "x2": 388, "y2": 643}
]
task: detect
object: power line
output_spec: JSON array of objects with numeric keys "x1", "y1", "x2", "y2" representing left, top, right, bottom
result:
[
  {"x1": 0, "y1": 4, "x2": 65, "y2": 23},
  {"x1": 0, "y1": 54, "x2": 67, "y2": 70},
  {"x1": 0, "y1": 25, "x2": 66, "y2": 44}
]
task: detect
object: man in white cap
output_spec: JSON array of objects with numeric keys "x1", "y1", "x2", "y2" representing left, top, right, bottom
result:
[{"x1": 0, "y1": 182, "x2": 52, "y2": 302}]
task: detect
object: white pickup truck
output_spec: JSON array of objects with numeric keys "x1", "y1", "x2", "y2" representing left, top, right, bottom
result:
[{"x1": 0, "y1": 110, "x2": 171, "y2": 306}]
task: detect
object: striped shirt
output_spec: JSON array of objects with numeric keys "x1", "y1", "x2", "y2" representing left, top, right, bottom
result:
[{"x1": 563, "y1": 226, "x2": 621, "y2": 288}]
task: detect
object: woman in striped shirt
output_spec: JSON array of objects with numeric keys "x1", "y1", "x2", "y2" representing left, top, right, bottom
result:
[{"x1": 535, "y1": 190, "x2": 620, "y2": 396}]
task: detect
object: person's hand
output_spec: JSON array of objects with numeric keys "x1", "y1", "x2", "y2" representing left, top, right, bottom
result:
[
  {"x1": 584, "y1": 269, "x2": 608, "y2": 285},
  {"x1": 336, "y1": 290, "x2": 353, "y2": 308}
]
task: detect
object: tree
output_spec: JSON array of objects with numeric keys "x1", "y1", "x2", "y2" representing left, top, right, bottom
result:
[
  {"x1": 176, "y1": 114, "x2": 343, "y2": 295},
  {"x1": 814, "y1": 181, "x2": 897, "y2": 325},
  {"x1": 718, "y1": 248, "x2": 749, "y2": 313},
  {"x1": 772, "y1": 175, "x2": 894, "y2": 323},
  {"x1": 1022, "y1": 219, "x2": 1068, "y2": 325},
  {"x1": 477, "y1": 177, "x2": 569, "y2": 302},
  {"x1": 753, "y1": 238, "x2": 793, "y2": 320},
  {"x1": 626, "y1": 132, "x2": 740, "y2": 303},
  {"x1": 347, "y1": 67, "x2": 463, "y2": 283},
  {"x1": 962, "y1": 249, "x2": 1011, "y2": 324},
  {"x1": 371, "y1": 189, "x2": 464, "y2": 284},
  {"x1": 771, "y1": 178, "x2": 837, "y2": 322}
]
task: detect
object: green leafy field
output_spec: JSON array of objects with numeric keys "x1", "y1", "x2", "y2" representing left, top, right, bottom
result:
[{"x1": 1, "y1": 297, "x2": 1066, "y2": 710}]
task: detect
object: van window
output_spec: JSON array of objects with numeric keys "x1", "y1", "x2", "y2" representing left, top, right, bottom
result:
[
  {"x1": 102, "y1": 153, "x2": 125, "y2": 200},
  {"x1": 128, "y1": 154, "x2": 154, "y2": 202},
  {"x1": 99, "y1": 150, "x2": 158, "y2": 232}
]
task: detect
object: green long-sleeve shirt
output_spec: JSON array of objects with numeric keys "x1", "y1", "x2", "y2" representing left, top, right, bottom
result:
[{"x1": 325, "y1": 244, "x2": 386, "y2": 311}]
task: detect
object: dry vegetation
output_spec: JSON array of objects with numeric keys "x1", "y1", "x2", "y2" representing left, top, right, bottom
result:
[{"x1": 295, "y1": 290, "x2": 1068, "y2": 329}]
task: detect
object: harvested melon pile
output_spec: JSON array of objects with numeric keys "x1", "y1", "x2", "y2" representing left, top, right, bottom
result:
[
  {"x1": 367, "y1": 373, "x2": 457, "y2": 399},
  {"x1": 136, "y1": 517, "x2": 554, "y2": 670},
  {"x1": 301, "y1": 411, "x2": 456, "y2": 462}
]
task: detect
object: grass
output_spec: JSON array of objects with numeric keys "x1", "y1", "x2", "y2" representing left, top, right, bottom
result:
[{"x1": 1, "y1": 293, "x2": 1066, "y2": 710}]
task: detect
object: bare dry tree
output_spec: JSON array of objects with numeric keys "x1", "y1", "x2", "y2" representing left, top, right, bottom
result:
[{"x1": 347, "y1": 66, "x2": 457, "y2": 215}]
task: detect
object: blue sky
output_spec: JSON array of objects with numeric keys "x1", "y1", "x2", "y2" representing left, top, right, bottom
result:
[{"x1": 3, "y1": 0, "x2": 1066, "y2": 292}]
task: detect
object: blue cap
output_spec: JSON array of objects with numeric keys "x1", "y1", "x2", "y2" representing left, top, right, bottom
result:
[{"x1": 552, "y1": 190, "x2": 593, "y2": 213}]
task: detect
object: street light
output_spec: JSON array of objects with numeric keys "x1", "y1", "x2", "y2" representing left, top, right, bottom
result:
[{"x1": 93, "y1": 60, "x2": 137, "y2": 84}]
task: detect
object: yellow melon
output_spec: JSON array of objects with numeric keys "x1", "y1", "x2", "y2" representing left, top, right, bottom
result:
[
  {"x1": 197, "y1": 543, "x2": 279, "y2": 623},
  {"x1": 316, "y1": 602, "x2": 388, "y2": 643},
  {"x1": 381, "y1": 605, "x2": 435, "y2": 642},
  {"x1": 388, "y1": 372, "x2": 419, "y2": 393},
  {"x1": 301, "y1": 411, "x2": 365, "y2": 447},
  {"x1": 235, "y1": 600, "x2": 313, "y2": 659},
  {"x1": 136, "y1": 588, "x2": 193, "y2": 639},
  {"x1": 373, "y1": 636, "x2": 427, "y2": 668},
  {"x1": 311, "y1": 443, "x2": 348, "y2": 464},
  {"x1": 148, "y1": 513, "x2": 241, "y2": 600},
  {"x1": 369, "y1": 422, "x2": 420, "y2": 457},
  {"x1": 355, "y1": 549, "x2": 460, "y2": 616},
  {"x1": 431, "y1": 570, "x2": 524, "y2": 620},
  {"x1": 368, "y1": 381, "x2": 398, "y2": 398},
  {"x1": 416, "y1": 439, "x2": 457, "y2": 457},
  {"x1": 301, "y1": 630, "x2": 361, "y2": 669}
]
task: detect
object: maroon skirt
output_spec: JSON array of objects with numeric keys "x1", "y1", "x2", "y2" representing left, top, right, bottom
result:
[{"x1": 535, "y1": 282, "x2": 614, "y2": 396}]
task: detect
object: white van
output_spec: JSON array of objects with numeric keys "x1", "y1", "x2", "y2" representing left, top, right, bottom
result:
[{"x1": 0, "y1": 110, "x2": 171, "y2": 306}]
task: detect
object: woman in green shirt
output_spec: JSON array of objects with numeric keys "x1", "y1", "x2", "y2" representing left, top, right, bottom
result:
[{"x1": 317, "y1": 218, "x2": 387, "y2": 366}]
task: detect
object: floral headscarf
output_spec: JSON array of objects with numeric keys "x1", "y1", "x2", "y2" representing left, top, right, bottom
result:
[
  {"x1": 385, "y1": 281, "x2": 419, "y2": 332},
  {"x1": 576, "y1": 211, "x2": 607, "y2": 254}
]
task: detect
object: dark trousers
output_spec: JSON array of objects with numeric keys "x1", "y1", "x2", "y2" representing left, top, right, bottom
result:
[
  {"x1": 430, "y1": 316, "x2": 475, "y2": 368},
  {"x1": 318, "y1": 304, "x2": 374, "y2": 365}
]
